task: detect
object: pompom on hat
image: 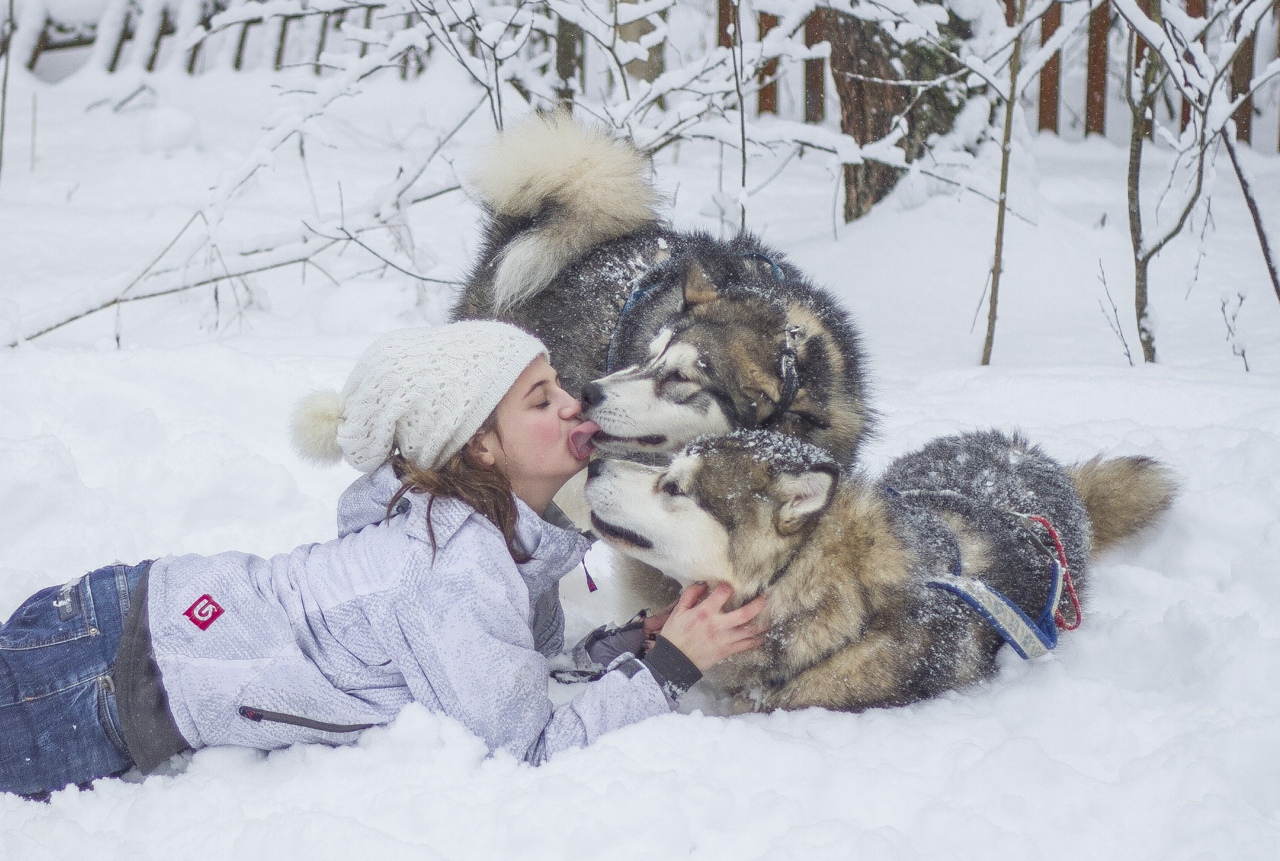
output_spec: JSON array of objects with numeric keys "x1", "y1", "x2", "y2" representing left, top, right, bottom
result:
[{"x1": 291, "y1": 321, "x2": 549, "y2": 472}]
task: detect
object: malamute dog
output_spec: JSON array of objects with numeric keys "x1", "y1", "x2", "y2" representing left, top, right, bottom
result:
[
  {"x1": 452, "y1": 112, "x2": 872, "y2": 466},
  {"x1": 585, "y1": 429, "x2": 1176, "y2": 712}
]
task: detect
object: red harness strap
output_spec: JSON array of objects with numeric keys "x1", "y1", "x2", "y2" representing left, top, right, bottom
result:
[{"x1": 1025, "y1": 514, "x2": 1082, "y2": 631}]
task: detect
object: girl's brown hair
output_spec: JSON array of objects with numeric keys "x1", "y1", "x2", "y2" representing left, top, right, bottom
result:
[{"x1": 385, "y1": 420, "x2": 531, "y2": 564}]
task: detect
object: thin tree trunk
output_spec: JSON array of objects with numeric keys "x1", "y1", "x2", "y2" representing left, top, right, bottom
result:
[
  {"x1": 982, "y1": 0, "x2": 1027, "y2": 365},
  {"x1": 1126, "y1": 12, "x2": 1167, "y2": 363},
  {"x1": 1127, "y1": 45, "x2": 1159, "y2": 363}
]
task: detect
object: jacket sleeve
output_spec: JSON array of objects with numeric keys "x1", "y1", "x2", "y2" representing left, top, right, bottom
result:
[{"x1": 385, "y1": 530, "x2": 673, "y2": 764}]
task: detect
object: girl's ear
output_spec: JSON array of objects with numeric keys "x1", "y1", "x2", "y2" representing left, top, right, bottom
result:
[{"x1": 467, "y1": 429, "x2": 501, "y2": 467}]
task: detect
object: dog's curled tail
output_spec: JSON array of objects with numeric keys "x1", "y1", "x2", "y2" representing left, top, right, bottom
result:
[
  {"x1": 469, "y1": 112, "x2": 661, "y2": 312},
  {"x1": 1068, "y1": 455, "x2": 1177, "y2": 555}
]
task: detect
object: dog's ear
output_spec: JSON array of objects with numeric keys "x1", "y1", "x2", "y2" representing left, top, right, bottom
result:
[
  {"x1": 773, "y1": 466, "x2": 837, "y2": 535},
  {"x1": 682, "y1": 263, "x2": 720, "y2": 307}
]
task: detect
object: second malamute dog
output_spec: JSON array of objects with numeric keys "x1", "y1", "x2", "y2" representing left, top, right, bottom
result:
[
  {"x1": 452, "y1": 112, "x2": 872, "y2": 466},
  {"x1": 585, "y1": 429, "x2": 1176, "y2": 712}
]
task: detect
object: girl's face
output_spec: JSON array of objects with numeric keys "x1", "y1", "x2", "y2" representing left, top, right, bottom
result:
[{"x1": 469, "y1": 356, "x2": 597, "y2": 515}]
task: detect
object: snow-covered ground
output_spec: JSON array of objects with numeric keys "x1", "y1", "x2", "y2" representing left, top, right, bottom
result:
[{"x1": 1, "y1": 53, "x2": 1278, "y2": 860}]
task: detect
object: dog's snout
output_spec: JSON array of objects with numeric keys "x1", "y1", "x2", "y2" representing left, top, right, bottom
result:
[
  {"x1": 581, "y1": 382, "x2": 605, "y2": 408},
  {"x1": 587, "y1": 459, "x2": 605, "y2": 479}
]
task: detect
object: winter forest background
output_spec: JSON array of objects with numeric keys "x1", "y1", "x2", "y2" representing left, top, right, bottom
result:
[{"x1": 1, "y1": 1, "x2": 1278, "y2": 859}]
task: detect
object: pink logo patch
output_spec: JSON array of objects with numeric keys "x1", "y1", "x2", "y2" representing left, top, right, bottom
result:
[{"x1": 184, "y1": 595, "x2": 224, "y2": 630}]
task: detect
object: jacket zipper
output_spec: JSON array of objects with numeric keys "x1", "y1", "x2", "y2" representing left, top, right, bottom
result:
[{"x1": 238, "y1": 705, "x2": 375, "y2": 734}]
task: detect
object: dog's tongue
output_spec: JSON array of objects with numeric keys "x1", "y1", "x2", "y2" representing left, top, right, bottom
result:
[{"x1": 569, "y1": 421, "x2": 600, "y2": 460}]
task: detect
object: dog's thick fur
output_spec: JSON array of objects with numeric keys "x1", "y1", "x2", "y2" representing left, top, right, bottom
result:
[
  {"x1": 452, "y1": 112, "x2": 872, "y2": 466},
  {"x1": 585, "y1": 429, "x2": 1177, "y2": 712}
]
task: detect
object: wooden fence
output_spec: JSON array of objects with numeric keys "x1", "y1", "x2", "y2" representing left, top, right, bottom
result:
[
  {"x1": 741, "y1": 1, "x2": 1278, "y2": 152},
  {"x1": 5, "y1": 0, "x2": 1279, "y2": 150}
]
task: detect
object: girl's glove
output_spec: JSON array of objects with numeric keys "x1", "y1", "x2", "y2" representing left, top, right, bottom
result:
[
  {"x1": 551, "y1": 615, "x2": 649, "y2": 683},
  {"x1": 550, "y1": 613, "x2": 700, "y2": 701}
]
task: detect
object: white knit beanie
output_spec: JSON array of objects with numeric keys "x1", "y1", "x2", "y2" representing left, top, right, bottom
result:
[{"x1": 290, "y1": 321, "x2": 549, "y2": 472}]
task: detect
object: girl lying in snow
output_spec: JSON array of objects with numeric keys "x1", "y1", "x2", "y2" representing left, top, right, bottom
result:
[{"x1": 0, "y1": 321, "x2": 767, "y2": 798}]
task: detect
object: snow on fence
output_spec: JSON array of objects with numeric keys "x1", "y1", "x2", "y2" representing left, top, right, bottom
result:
[
  {"x1": 2, "y1": 0, "x2": 427, "y2": 76},
  {"x1": 2, "y1": 0, "x2": 1278, "y2": 149}
]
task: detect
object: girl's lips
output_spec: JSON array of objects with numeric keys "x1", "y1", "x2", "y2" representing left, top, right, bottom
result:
[{"x1": 569, "y1": 421, "x2": 600, "y2": 460}]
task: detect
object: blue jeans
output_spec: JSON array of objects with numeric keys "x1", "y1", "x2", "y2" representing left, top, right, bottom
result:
[{"x1": 0, "y1": 562, "x2": 147, "y2": 797}]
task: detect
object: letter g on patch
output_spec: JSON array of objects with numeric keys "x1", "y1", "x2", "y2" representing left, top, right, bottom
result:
[{"x1": 184, "y1": 595, "x2": 224, "y2": 630}]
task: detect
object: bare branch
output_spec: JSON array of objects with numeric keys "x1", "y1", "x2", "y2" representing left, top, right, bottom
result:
[{"x1": 1223, "y1": 130, "x2": 1280, "y2": 306}]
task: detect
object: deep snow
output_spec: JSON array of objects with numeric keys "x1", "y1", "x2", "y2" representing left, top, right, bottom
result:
[{"x1": 1, "y1": 48, "x2": 1278, "y2": 861}]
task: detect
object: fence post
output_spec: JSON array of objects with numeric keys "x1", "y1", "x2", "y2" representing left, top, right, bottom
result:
[
  {"x1": 1038, "y1": 3, "x2": 1060, "y2": 132},
  {"x1": 233, "y1": 21, "x2": 252, "y2": 70},
  {"x1": 25, "y1": 19, "x2": 48, "y2": 70},
  {"x1": 109, "y1": 13, "x2": 132, "y2": 72},
  {"x1": 1231, "y1": 24, "x2": 1255, "y2": 144},
  {"x1": 1136, "y1": 0, "x2": 1152, "y2": 139},
  {"x1": 1180, "y1": 0, "x2": 1205, "y2": 131},
  {"x1": 1085, "y1": 0, "x2": 1108, "y2": 136},
  {"x1": 758, "y1": 13, "x2": 777, "y2": 114},
  {"x1": 274, "y1": 16, "x2": 291, "y2": 71},
  {"x1": 145, "y1": 8, "x2": 169, "y2": 72},
  {"x1": 315, "y1": 13, "x2": 330, "y2": 75},
  {"x1": 555, "y1": 16, "x2": 582, "y2": 108},
  {"x1": 717, "y1": 0, "x2": 732, "y2": 48},
  {"x1": 187, "y1": 11, "x2": 204, "y2": 75},
  {"x1": 360, "y1": 6, "x2": 374, "y2": 59},
  {"x1": 804, "y1": 13, "x2": 825, "y2": 123}
]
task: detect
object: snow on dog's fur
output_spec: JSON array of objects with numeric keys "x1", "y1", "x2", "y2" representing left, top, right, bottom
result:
[
  {"x1": 455, "y1": 112, "x2": 873, "y2": 614},
  {"x1": 454, "y1": 112, "x2": 872, "y2": 466},
  {"x1": 586, "y1": 429, "x2": 1177, "y2": 712}
]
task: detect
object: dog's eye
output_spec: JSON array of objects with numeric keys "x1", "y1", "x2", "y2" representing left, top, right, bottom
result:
[
  {"x1": 664, "y1": 370, "x2": 690, "y2": 385},
  {"x1": 661, "y1": 480, "x2": 685, "y2": 498}
]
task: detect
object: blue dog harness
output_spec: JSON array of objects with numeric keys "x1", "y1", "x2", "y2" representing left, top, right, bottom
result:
[
  {"x1": 888, "y1": 488, "x2": 1081, "y2": 660},
  {"x1": 931, "y1": 511, "x2": 1080, "y2": 659},
  {"x1": 605, "y1": 276, "x2": 670, "y2": 374}
]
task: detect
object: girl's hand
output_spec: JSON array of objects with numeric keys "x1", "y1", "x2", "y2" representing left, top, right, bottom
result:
[
  {"x1": 656, "y1": 582, "x2": 768, "y2": 672},
  {"x1": 640, "y1": 601, "x2": 676, "y2": 638},
  {"x1": 639, "y1": 600, "x2": 676, "y2": 652}
]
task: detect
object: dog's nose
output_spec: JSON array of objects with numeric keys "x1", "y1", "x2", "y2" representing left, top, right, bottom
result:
[
  {"x1": 581, "y1": 382, "x2": 605, "y2": 407},
  {"x1": 587, "y1": 459, "x2": 605, "y2": 479}
]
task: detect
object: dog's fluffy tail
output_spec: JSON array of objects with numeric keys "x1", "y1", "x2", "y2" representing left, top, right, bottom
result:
[
  {"x1": 469, "y1": 112, "x2": 661, "y2": 312},
  {"x1": 1068, "y1": 455, "x2": 1177, "y2": 555}
]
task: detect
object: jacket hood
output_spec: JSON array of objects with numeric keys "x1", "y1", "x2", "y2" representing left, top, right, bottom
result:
[{"x1": 336, "y1": 462, "x2": 592, "y2": 587}]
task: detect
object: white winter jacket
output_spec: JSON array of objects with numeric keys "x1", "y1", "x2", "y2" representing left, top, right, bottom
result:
[{"x1": 144, "y1": 464, "x2": 673, "y2": 764}]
